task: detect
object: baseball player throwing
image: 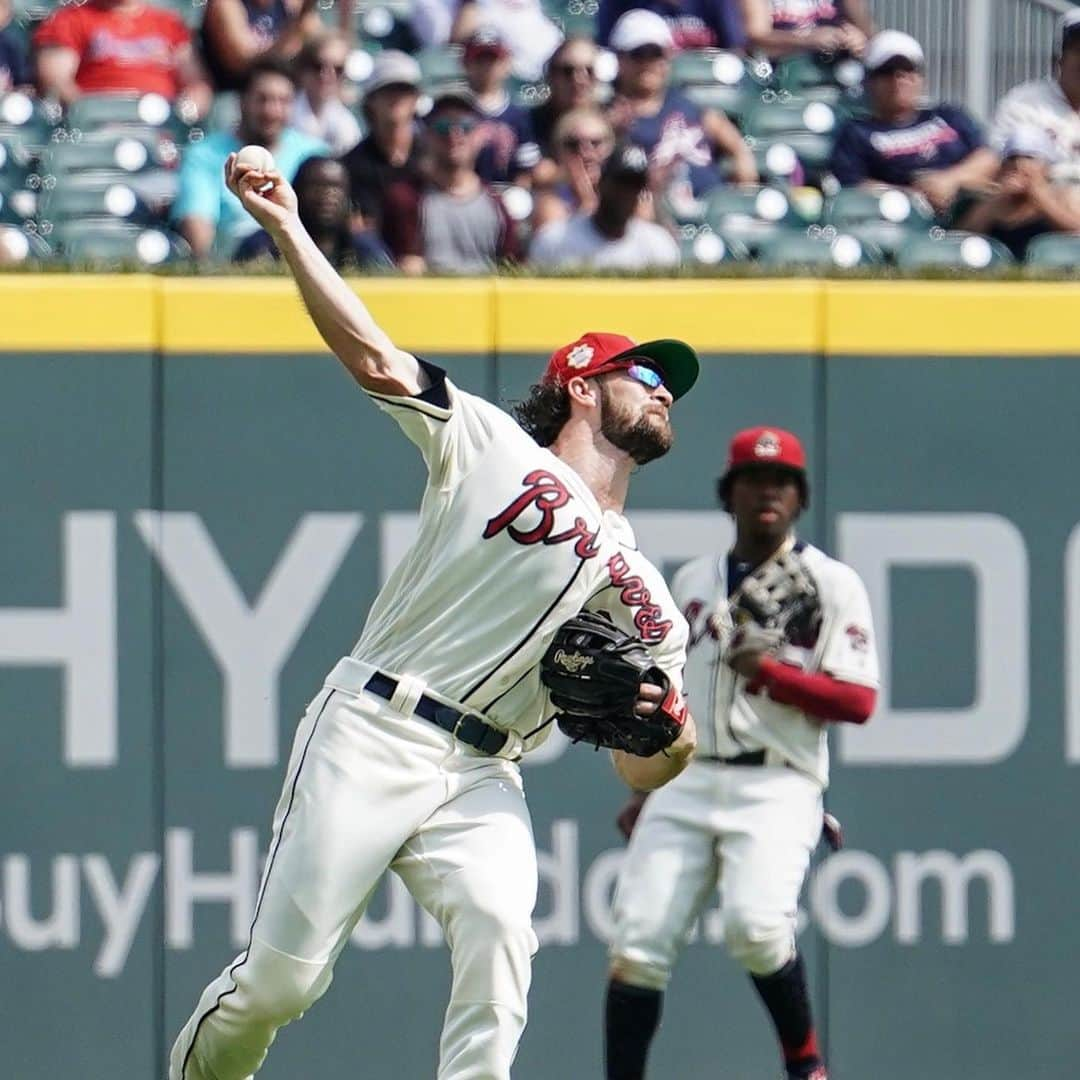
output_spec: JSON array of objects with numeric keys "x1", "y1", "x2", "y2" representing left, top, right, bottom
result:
[
  {"x1": 604, "y1": 427, "x2": 879, "y2": 1080},
  {"x1": 169, "y1": 153, "x2": 698, "y2": 1080}
]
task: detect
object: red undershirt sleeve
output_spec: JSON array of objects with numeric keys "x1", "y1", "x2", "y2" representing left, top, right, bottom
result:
[{"x1": 749, "y1": 657, "x2": 877, "y2": 725}]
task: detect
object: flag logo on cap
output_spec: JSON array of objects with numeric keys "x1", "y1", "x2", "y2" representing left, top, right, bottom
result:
[
  {"x1": 566, "y1": 344, "x2": 595, "y2": 369},
  {"x1": 754, "y1": 431, "x2": 782, "y2": 458}
]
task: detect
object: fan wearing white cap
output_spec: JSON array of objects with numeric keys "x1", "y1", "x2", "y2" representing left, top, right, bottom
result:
[
  {"x1": 738, "y1": 0, "x2": 873, "y2": 59},
  {"x1": 991, "y1": 7, "x2": 1080, "y2": 185},
  {"x1": 605, "y1": 8, "x2": 757, "y2": 194},
  {"x1": 828, "y1": 30, "x2": 999, "y2": 214},
  {"x1": 340, "y1": 50, "x2": 424, "y2": 243},
  {"x1": 957, "y1": 125, "x2": 1080, "y2": 260}
]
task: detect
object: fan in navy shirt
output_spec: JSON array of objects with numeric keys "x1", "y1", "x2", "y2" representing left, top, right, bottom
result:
[
  {"x1": 606, "y1": 9, "x2": 757, "y2": 200},
  {"x1": 828, "y1": 30, "x2": 998, "y2": 213},
  {"x1": 0, "y1": 0, "x2": 30, "y2": 91},
  {"x1": 597, "y1": 0, "x2": 745, "y2": 52},
  {"x1": 463, "y1": 25, "x2": 541, "y2": 183},
  {"x1": 739, "y1": 0, "x2": 873, "y2": 57}
]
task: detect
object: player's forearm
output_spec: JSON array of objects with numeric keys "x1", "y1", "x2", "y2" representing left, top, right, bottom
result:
[
  {"x1": 612, "y1": 714, "x2": 697, "y2": 790},
  {"x1": 753, "y1": 659, "x2": 876, "y2": 724},
  {"x1": 271, "y1": 216, "x2": 422, "y2": 394}
]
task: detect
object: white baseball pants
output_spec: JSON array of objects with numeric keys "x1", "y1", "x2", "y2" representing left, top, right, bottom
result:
[
  {"x1": 609, "y1": 758, "x2": 822, "y2": 986},
  {"x1": 170, "y1": 666, "x2": 539, "y2": 1080}
]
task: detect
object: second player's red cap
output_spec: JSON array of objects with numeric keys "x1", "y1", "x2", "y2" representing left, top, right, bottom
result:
[
  {"x1": 543, "y1": 331, "x2": 699, "y2": 400},
  {"x1": 726, "y1": 426, "x2": 806, "y2": 471},
  {"x1": 718, "y1": 426, "x2": 809, "y2": 506}
]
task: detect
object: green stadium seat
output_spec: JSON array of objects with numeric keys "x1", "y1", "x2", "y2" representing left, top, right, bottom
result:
[
  {"x1": 671, "y1": 50, "x2": 755, "y2": 123},
  {"x1": 744, "y1": 98, "x2": 838, "y2": 139},
  {"x1": 0, "y1": 184, "x2": 36, "y2": 225},
  {"x1": 705, "y1": 184, "x2": 797, "y2": 226},
  {"x1": 822, "y1": 187, "x2": 935, "y2": 259},
  {"x1": 1023, "y1": 233, "x2": 1080, "y2": 270},
  {"x1": 772, "y1": 53, "x2": 864, "y2": 97},
  {"x1": 755, "y1": 227, "x2": 881, "y2": 269},
  {"x1": 679, "y1": 226, "x2": 749, "y2": 267},
  {"x1": 823, "y1": 186, "x2": 934, "y2": 228},
  {"x1": 44, "y1": 130, "x2": 177, "y2": 175},
  {"x1": 66, "y1": 93, "x2": 192, "y2": 136},
  {"x1": 0, "y1": 223, "x2": 51, "y2": 260},
  {"x1": 47, "y1": 218, "x2": 191, "y2": 264},
  {"x1": 894, "y1": 231, "x2": 1015, "y2": 272},
  {"x1": 416, "y1": 46, "x2": 465, "y2": 86},
  {"x1": 38, "y1": 175, "x2": 153, "y2": 226},
  {"x1": 749, "y1": 133, "x2": 832, "y2": 182},
  {"x1": 0, "y1": 92, "x2": 61, "y2": 156},
  {"x1": 703, "y1": 184, "x2": 815, "y2": 256}
]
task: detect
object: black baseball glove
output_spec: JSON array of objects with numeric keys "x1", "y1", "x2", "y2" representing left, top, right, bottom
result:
[
  {"x1": 539, "y1": 611, "x2": 686, "y2": 757},
  {"x1": 732, "y1": 550, "x2": 822, "y2": 648}
]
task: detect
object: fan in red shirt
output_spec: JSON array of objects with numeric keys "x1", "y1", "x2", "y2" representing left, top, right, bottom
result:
[{"x1": 35, "y1": 0, "x2": 210, "y2": 113}]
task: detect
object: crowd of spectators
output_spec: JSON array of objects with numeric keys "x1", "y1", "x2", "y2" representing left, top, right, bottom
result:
[{"x1": 1, "y1": 0, "x2": 1080, "y2": 269}]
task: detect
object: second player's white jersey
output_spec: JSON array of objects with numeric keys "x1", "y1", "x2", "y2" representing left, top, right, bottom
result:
[
  {"x1": 349, "y1": 363, "x2": 688, "y2": 749},
  {"x1": 671, "y1": 542, "x2": 878, "y2": 786}
]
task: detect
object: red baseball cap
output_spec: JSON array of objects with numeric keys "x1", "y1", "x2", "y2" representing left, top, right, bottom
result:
[
  {"x1": 543, "y1": 331, "x2": 699, "y2": 400},
  {"x1": 718, "y1": 426, "x2": 809, "y2": 506}
]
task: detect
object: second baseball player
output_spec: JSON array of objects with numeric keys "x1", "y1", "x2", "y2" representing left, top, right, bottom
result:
[{"x1": 604, "y1": 426, "x2": 880, "y2": 1080}]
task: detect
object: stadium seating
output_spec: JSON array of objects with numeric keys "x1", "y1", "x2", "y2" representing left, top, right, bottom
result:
[
  {"x1": 678, "y1": 226, "x2": 749, "y2": 267},
  {"x1": 670, "y1": 50, "x2": 761, "y2": 124},
  {"x1": 46, "y1": 217, "x2": 191, "y2": 263},
  {"x1": 1023, "y1": 233, "x2": 1080, "y2": 269},
  {"x1": 755, "y1": 228, "x2": 881, "y2": 269},
  {"x1": 822, "y1": 187, "x2": 935, "y2": 261},
  {"x1": 894, "y1": 231, "x2": 1015, "y2": 272}
]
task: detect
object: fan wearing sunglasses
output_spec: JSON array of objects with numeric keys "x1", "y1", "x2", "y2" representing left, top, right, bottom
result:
[
  {"x1": 530, "y1": 141, "x2": 680, "y2": 270},
  {"x1": 531, "y1": 107, "x2": 615, "y2": 231},
  {"x1": 291, "y1": 30, "x2": 362, "y2": 156},
  {"x1": 380, "y1": 89, "x2": 522, "y2": 274},
  {"x1": 605, "y1": 8, "x2": 757, "y2": 203},
  {"x1": 531, "y1": 36, "x2": 601, "y2": 158}
]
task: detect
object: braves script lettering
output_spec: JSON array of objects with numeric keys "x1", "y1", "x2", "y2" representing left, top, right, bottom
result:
[
  {"x1": 483, "y1": 470, "x2": 601, "y2": 559},
  {"x1": 607, "y1": 553, "x2": 673, "y2": 643}
]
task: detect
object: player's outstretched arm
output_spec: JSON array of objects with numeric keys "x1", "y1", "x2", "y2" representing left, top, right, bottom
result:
[{"x1": 225, "y1": 154, "x2": 426, "y2": 397}]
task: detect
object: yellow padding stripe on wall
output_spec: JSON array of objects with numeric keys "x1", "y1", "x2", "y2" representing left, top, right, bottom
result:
[
  {"x1": 493, "y1": 279, "x2": 822, "y2": 353},
  {"x1": 0, "y1": 274, "x2": 158, "y2": 350},
  {"x1": 2, "y1": 276, "x2": 1080, "y2": 355},
  {"x1": 824, "y1": 281, "x2": 1080, "y2": 355},
  {"x1": 159, "y1": 277, "x2": 494, "y2": 353}
]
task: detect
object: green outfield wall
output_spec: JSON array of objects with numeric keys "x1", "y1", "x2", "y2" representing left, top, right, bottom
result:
[{"x1": 2, "y1": 276, "x2": 1079, "y2": 1079}]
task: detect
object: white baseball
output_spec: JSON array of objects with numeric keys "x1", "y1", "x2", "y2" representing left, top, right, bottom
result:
[
  {"x1": 236, "y1": 144, "x2": 275, "y2": 172},
  {"x1": 235, "y1": 145, "x2": 276, "y2": 193}
]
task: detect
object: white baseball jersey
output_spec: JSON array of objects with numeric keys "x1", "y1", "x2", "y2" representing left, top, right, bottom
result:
[
  {"x1": 671, "y1": 541, "x2": 878, "y2": 786},
  {"x1": 991, "y1": 78, "x2": 1080, "y2": 183},
  {"x1": 351, "y1": 362, "x2": 688, "y2": 747}
]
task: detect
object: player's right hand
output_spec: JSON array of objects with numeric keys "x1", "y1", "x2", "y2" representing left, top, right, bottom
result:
[
  {"x1": 224, "y1": 154, "x2": 299, "y2": 233},
  {"x1": 616, "y1": 791, "x2": 649, "y2": 840}
]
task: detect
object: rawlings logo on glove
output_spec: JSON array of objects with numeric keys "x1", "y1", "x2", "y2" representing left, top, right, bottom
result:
[{"x1": 540, "y1": 610, "x2": 684, "y2": 757}]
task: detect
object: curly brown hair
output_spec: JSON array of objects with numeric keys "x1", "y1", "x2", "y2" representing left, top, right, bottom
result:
[{"x1": 511, "y1": 381, "x2": 571, "y2": 446}]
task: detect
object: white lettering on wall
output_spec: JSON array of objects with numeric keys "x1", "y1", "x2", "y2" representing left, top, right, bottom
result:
[
  {"x1": 0, "y1": 513, "x2": 117, "y2": 766},
  {"x1": 837, "y1": 513, "x2": 1029, "y2": 764},
  {"x1": 135, "y1": 512, "x2": 361, "y2": 766},
  {"x1": 165, "y1": 827, "x2": 259, "y2": 948}
]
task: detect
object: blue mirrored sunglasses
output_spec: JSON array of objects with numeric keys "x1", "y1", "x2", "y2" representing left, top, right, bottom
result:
[{"x1": 624, "y1": 363, "x2": 665, "y2": 389}]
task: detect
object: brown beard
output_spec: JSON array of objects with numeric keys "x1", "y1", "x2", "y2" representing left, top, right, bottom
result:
[{"x1": 598, "y1": 382, "x2": 673, "y2": 464}]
